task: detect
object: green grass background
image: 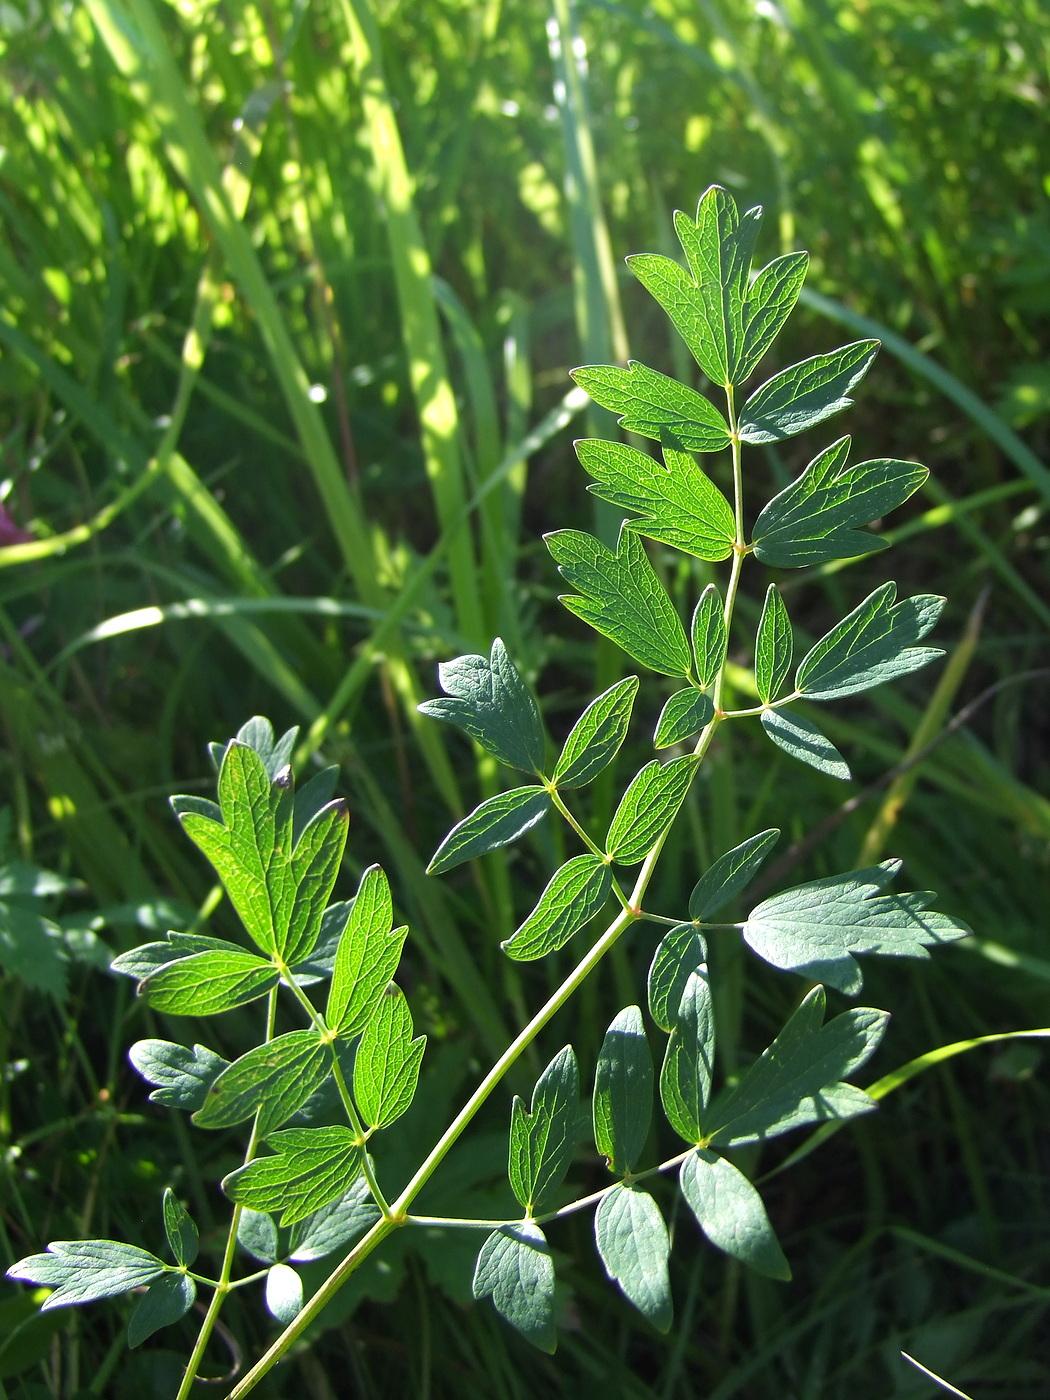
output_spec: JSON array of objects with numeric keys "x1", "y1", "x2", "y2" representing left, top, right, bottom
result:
[{"x1": 1, "y1": 0, "x2": 1049, "y2": 1395}]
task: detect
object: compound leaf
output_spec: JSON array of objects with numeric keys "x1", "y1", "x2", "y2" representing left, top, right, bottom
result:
[
  {"x1": 593, "y1": 1006, "x2": 653, "y2": 1175},
  {"x1": 141, "y1": 950, "x2": 278, "y2": 1016},
  {"x1": 509, "y1": 1046, "x2": 579, "y2": 1213},
  {"x1": 193, "y1": 1030, "x2": 329, "y2": 1136},
  {"x1": 576, "y1": 437, "x2": 734, "y2": 561},
  {"x1": 743, "y1": 860, "x2": 971, "y2": 994},
  {"x1": 691, "y1": 585, "x2": 727, "y2": 690},
  {"x1": 796, "y1": 583, "x2": 945, "y2": 701},
  {"x1": 7, "y1": 1241, "x2": 167, "y2": 1309},
  {"x1": 161, "y1": 1189, "x2": 198, "y2": 1268},
  {"x1": 264, "y1": 1264, "x2": 303, "y2": 1324},
  {"x1": 128, "y1": 1274, "x2": 195, "y2": 1347},
  {"x1": 571, "y1": 361, "x2": 730, "y2": 453},
  {"x1": 679, "y1": 1150, "x2": 790, "y2": 1280},
  {"x1": 417, "y1": 639, "x2": 545, "y2": 775},
  {"x1": 761, "y1": 709, "x2": 852, "y2": 780},
  {"x1": 553, "y1": 677, "x2": 639, "y2": 788},
  {"x1": 659, "y1": 970, "x2": 715, "y2": 1143},
  {"x1": 128, "y1": 1040, "x2": 229, "y2": 1111},
  {"x1": 606, "y1": 756, "x2": 699, "y2": 866},
  {"x1": 594, "y1": 1185, "x2": 672, "y2": 1331},
  {"x1": 739, "y1": 341, "x2": 880, "y2": 444},
  {"x1": 327, "y1": 865, "x2": 408, "y2": 1036},
  {"x1": 546, "y1": 527, "x2": 692, "y2": 677},
  {"x1": 427, "y1": 787, "x2": 551, "y2": 876},
  {"x1": 502, "y1": 855, "x2": 612, "y2": 961},
  {"x1": 288, "y1": 1176, "x2": 382, "y2": 1262},
  {"x1": 689, "y1": 829, "x2": 780, "y2": 921},
  {"x1": 353, "y1": 986, "x2": 426, "y2": 1129},
  {"x1": 648, "y1": 924, "x2": 707, "y2": 1034},
  {"x1": 473, "y1": 1222, "x2": 556, "y2": 1354},
  {"x1": 752, "y1": 436, "x2": 928, "y2": 567},
  {"x1": 654, "y1": 689, "x2": 714, "y2": 749},
  {"x1": 755, "y1": 586, "x2": 792, "y2": 705},
  {"x1": 222, "y1": 1126, "x2": 361, "y2": 1227}
]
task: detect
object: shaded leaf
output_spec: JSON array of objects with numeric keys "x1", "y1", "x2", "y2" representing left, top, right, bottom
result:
[
  {"x1": 689, "y1": 830, "x2": 780, "y2": 921},
  {"x1": 427, "y1": 787, "x2": 551, "y2": 876},
  {"x1": 739, "y1": 341, "x2": 879, "y2": 443},
  {"x1": 755, "y1": 585, "x2": 793, "y2": 704},
  {"x1": 553, "y1": 677, "x2": 639, "y2": 788},
  {"x1": 141, "y1": 949, "x2": 278, "y2": 1016},
  {"x1": 327, "y1": 865, "x2": 408, "y2": 1036},
  {"x1": 647, "y1": 924, "x2": 707, "y2": 1034},
  {"x1": 659, "y1": 971, "x2": 715, "y2": 1143},
  {"x1": 292, "y1": 766, "x2": 339, "y2": 845},
  {"x1": 128, "y1": 1040, "x2": 229, "y2": 1112},
  {"x1": 237, "y1": 1209, "x2": 279, "y2": 1265},
  {"x1": 193, "y1": 1030, "x2": 329, "y2": 1136},
  {"x1": 606, "y1": 757, "x2": 699, "y2": 866},
  {"x1": 161, "y1": 1189, "x2": 198, "y2": 1268},
  {"x1": 654, "y1": 688, "x2": 714, "y2": 749},
  {"x1": 571, "y1": 361, "x2": 730, "y2": 453},
  {"x1": 128, "y1": 1274, "x2": 195, "y2": 1347},
  {"x1": 264, "y1": 1264, "x2": 303, "y2": 1324},
  {"x1": 594, "y1": 1185, "x2": 672, "y2": 1331},
  {"x1": 761, "y1": 709, "x2": 852, "y2": 780},
  {"x1": 796, "y1": 582, "x2": 945, "y2": 701},
  {"x1": 288, "y1": 1176, "x2": 381, "y2": 1262},
  {"x1": 690, "y1": 584, "x2": 727, "y2": 690},
  {"x1": 0, "y1": 901, "x2": 67, "y2": 997},
  {"x1": 473, "y1": 1222, "x2": 556, "y2": 1354},
  {"x1": 737, "y1": 251, "x2": 810, "y2": 382},
  {"x1": 7, "y1": 1241, "x2": 167, "y2": 1309},
  {"x1": 353, "y1": 986, "x2": 426, "y2": 1129},
  {"x1": 418, "y1": 639, "x2": 545, "y2": 774},
  {"x1": 502, "y1": 855, "x2": 611, "y2": 961},
  {"x1": 679, "y1": 1150, "x2": 790, "y2": 1279},
  {"x1": 593, "y1": 1006, "x2": 653, "y2": 1175},
  {"x1": 509, "y1": 1046, "x2": 580, "y2": 1213},
  {"x1": 222, "y1": 1127, "x2": 361, "y2": 1227}
]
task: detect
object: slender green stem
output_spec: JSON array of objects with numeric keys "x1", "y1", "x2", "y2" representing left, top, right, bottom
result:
[
  {"x1": 723, "y1": 692, "x2": 801, "y2": 719},
  {"x1": 548, "y1": 786, "x2": 606, "y2": 859}
]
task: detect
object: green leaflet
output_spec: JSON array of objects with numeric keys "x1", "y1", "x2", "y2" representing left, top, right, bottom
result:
[
  {"x1": 736, "y1": 251, "x2": 810, "y2": 383},
  {"x1": 755, "y1": 585, "x2": 793, "y2": 705},
  {"x1": 575, "y1": 436, "x2": 734, "y2": 561},
  {"x1": 287, "y1": 1177, "x2": 381, "y2": 1262},
  {"x1": 571, "y1": 361, "x2": 730, "y2": 453},
  {"x1": 502, "y1": 855, "x2": 612, "y2": 961},
  {"x1": 689, "y1": 829, "x2": 780, "y2": 921},
  {"x1": 654, "y1": 689, "x2": 714, "y2": 749},
  {"x1": 222, "y1": 1126, "x2": 362, "y2": 1226},
  {"x1": 690, "y1": 584, "x2": 727, "y2": 690},
  {"x1": 427, "y1": 786, "x2": 551, "y2": 875},
  {"x1": 161, "y1": 1189, "x2": 198, "y2": 1268},
  {"x1": 743, "y1": 859, "x2": 971, "y2": 994},
  {"x1": 141, "y1": 950, "x2": 279, "y2": 1016},
  {"x1": 327, "y1": 865, "x2": 409, "y2": 1036},
  {"x1": 739, "y1": 341, "x2": 880, "y2": 444},
  {"x1": 7, "y1": 1241, "x2": 168, "y2": 1309},
  {"x1": 761, "y1": 708, "x2": 852, "y2": 781},
  {"x1": 508, "y1": 1046, "x2": 580, "y2": 1213},
  {"x1": 128, "y1": 1274, "x2": 196, "y2": 1347},
  {"x1": 545, "y1": 526, "x2": 692, "y2": 677},
  {"x1": 659, "y1": 970, "x2": 715, "y2": 1143},
  {"x1": 110, "y1": 931, "x2": 240, "y2": 983},
  {"x1": 264, "y1": 1264, "x2": 304, "y2": 1324},
  {"x1": 214, "y1": 716, "x2": 298, "y2": 780},
  {"x1": 353, "y1": 986, "x2": 426, "y2": 1129},
  {"x1": 236, "y1": 1210, "x2": 279, "y2": 1265},
  {"x1": 679, "y1": 1150, "x2": 790, "y2": 1280},
  {"x1": 553, "y1": 677, "x2": 639, "y2": 788},
  {"x1": 593, "y1": 1006, "x2": 653, "y2": 1175},
  {"x1": 473, "y1": 1222, "x2": 556, "y2": 1354},
  {"x1": 704, "y1": 988, "x2": 886, "y2": 1146},
  {"x1": 594, "y1": 1185, "x2": 672, "y2": 1332},
  {"x1": 647, "y1": 924, "x2": 708, "y2": 1034},
  {"x1": 606, "y1": 756, "x2": 700, "y2": 866},
  {"x1": 417, "y1": 638, "x2": 545, "y2": 775},
  {"x1": 796, "y1": 582, "x2": 945, "y2": 701},
  {"x1": 752, "y1": 436, "x2": 928, "y2": 567},
  {"x1": 128, "y1": 1040, "x2": 229, "y2": 1111},
  {"x1": 0, "y1": 900, "x2": 66, "y2": 997},
  {"x1": 192, "y1": 1029, "x2": 330, "y2": 1136}
]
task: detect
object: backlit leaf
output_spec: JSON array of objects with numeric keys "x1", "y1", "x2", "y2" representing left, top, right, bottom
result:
[
  {"x1": 473, "y1": 1222, "x2": 556, "y2": 1353},
  {"x1": 353, "y1": 986, "x2": 426, "y2": 1129},
  {"x1": 606, "y1": 756, "x2": 699, "y2": 865},
  {"x1": 691, "y1": 584, "x2": 727, "y2": 690},
  {"x1": 552, "y1": 677, "x2": 639, "y2": 788},
  {"x1": 761, "y1": 708, "x2": 852, "y2": 780},
  {"x1": 427, "y1": 787, "x2": 551, "y2": 875},
  {"x1": 509, "y1": 1046, "x2": 580, "y2": 1213},
  {"x1": 594, "y1": 1185, "x2": 672, "y2": 1331},
  {"x1": 571, "y1": 361, "x2": 730, "y2": 453},
  {"x1": 796, "y1": 582, "x2": 945, "y2": 700},
  {"x1": 110, "y1": 931, "x2": 240, "y2": 983},
  {"x1": 161, "y1": 1189, "x2": 198, "y2": 1268},
  {"x1": 737, "y1": 251, "x2": 810, "y2": 382},
  {"x1": 679, "y1": 1150, "x2": 790, "y2": 1279},
  {"x1": 654, "y1": 689, "x2": 714, "y2": 749},
  {"x1": 418, "y1": 639, "x2": 545, "y2": 775},
  {"x1": 7, "y1": 1241, "x2": 167, "y2": 1309},
  {"x1": 193, "y1": 1030, "x2": 329, "y2": 1136},
  {"x1": 222, "y1": 1126, "x2": 361, "y2": 1226},
  {"x1": 739, "y1": 341, "x2": 879, "y2": 443},
  {"x1": 141, "y1": 950, "x2": 278, "y2": 1016},
  {"x1": 502, "y1": 855, "x2": 612, "y2": 961},
  {"x1": 593, "y1": 1006, "x2": 653, "y2": 1175},
  {"x1": 327, "y1": 865, "x2": 408, "y2": 1036},
  {"x1": 755, "y1": 585, "x2": 792, "y2": 705}
]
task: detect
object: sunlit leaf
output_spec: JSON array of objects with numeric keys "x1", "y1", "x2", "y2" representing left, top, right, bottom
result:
[
  {"x1": 796, "y1": 583, "x2": 944, "y2": 701},
  {"x1": 606, "y1": 756, "x2": 699, "y2": 865},
  {"x1": 509, "y1": 1046, "x2": 580, "y2": 1213},
  {"x1": 571, "y1": 361, "x2": 730, "y2": 453},
  {"x1": 761, "y1": 708, "x2": 852, "y2": 780},
  {"x1": 552, "y1": 677, "x2": 639, "y2": 788},
  {"x1": 353, "y1": 986, "x2": 426, "y2": 1129},
  {"x1": 502, "y1": 855, "x2": 611, "y2": 961},
  {"x1": 427, "y1": 787, "x2": 551, "y2": 875},
  {"x1": 739, "y1": 341, "x2": 879, "y2": 443},
  {"x1": 647, "y1": 924, "x2": 707, "y2": 1034},
  {"x1": 7, "y1": 1241, "x2": 167, "y2": 1309},
  {"x1": 193, "y1": 1030, "x2": 329, "y2": 1136},
  {"x1": 473, "y1": 1222, "x2": 556, "y2": 1353},
  {"x1": 418, "y1": 638, "x2": 545, "y2": 774},
  {"x1": 654, "y1": 689, "x2": 714, "y2": 749},
  {"x1": 659, "y1": 970, "x2": 715, "y2": 1143}
]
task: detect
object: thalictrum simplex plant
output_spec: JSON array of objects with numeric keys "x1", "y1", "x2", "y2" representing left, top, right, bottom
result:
[{"x1": 7, "y1": 187, "x2": 972, "y2": 1396}]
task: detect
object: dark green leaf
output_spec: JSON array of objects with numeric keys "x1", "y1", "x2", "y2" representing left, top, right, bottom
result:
[
  {"x1": 264, "y1": 1264, "x2": 303, "y2": 1324},
  {"x1": 659, "y1": 971, "x2": 715, "y2": 1143},
  {"x1": 327, "y1": 865, "x2": 409, "y2": 1036},
  {"x1": 679, "y1": 1150, "x2": 790, "y2": 1280},
  {"x1": 193, "y1": 1030, "x2": 330, "y2": 1136},
  {"x1": 796, "y1": 582, "x2": 945, "y2": 700},
  {"x1": 7, "y1": 1241, "x2": 167, "y2": 1308},
  {"x1": 292, "y1": 766, "x2": 339, "y2": 845},
  {"x1": 546, "y1": 527, "x2": 692, "y2": 677},
  {"x1": 576, "y1": 436, "x2": 734, "y2": 561},
  {"x1": 288, "y1": 1176, "x2": 381, "y2": 1262},
  {"x1": 755, "y1": 585, "x2": 792, "y2": 704},
  {"x1": 236, "y1": 1210, "x2": 279, "y2": 1264},
  {"x1": 647, "y1": 924, "x2": 707, "y2": 1034},
  {"x1": 739, "y1": 341, "x2": 880, "y2": 443},
  {"x1": 222, "y1": 1126, "x2": 361, "y2": 1226},
  {"x1": 705, "y1": 986, "x2": 887, "y2": 1145},
  {"x1": 161, "y1": 1189, "x2": 198, "y2": 1268},
  {"x1": 110, "y1": 931, "x2": 239, "y2": 982},
  {"x1": 761, "y1": 709, "x2": 852, "y2": 780},
  {"x1": 226, "y1": 716, "x2": 298, "y2": 778},
  {"x1": 594, "y1": 1185, "x2": 672, "y2": 1331},
  {"x1": 606, "y1": 756, "x2": 699, "y2": 866},
  {"x1": 593, "y1": 1007, "x2": 653, "y2": 1175},
  {"x1": 571, "y1": 361, "x2": 730, "y2": 453},
  {"x1": 552, "y1": 677, "x2": 639, "y2": 788},
  {"x1": 473, "y1": 1222, "x2": 556, "y2": 1354},
  {"x1": 0, "y1": 861, "x2": 80, "y2": 897},
  {"x1": 502, "y1": 855, "x2": 612, "y2": 961},
  {"x1": 427, "y1": 787, "x2": 551, "y2": 876},
  {"x1": 736, "y1": 251, "x2": 810, "y2": 382},
  {"x1": 128, "y1": 1040, "x2": 229, "y2": 1111},
  {"x1": 142, "y1": 949, "x2": 278, "y2": 1016},
  {"x1": 353, "y1": 986, "x2": 426, "y2": 1129},
  {"x1": 690, "y1": 584, "x2": 727, "y2": 690},
  {"x1": 689, "y1": 829, "x2": 780, "y2": 921},
  {"x1": 127, "y1": 1273, "x2": 195, "y2": 1347},
  {"x1": 417, "y1": 638, "x2": 545, "y2": 774},
  {"x1": 743, "y1": 859, "x2": 971, "y2": 993},
  {"x1": 0, "y1": 899, "x2": 67, "y2": 997},
  {"x1": 509, "y1": 1046, "x2": 580, "y2": 1213},
  {"x1": 752, "y1": 436, "x2": 928, "y2": 567},
  {"x1": 654, "y1": 688, "x2": 714, "y2": 749},
  {"x1": 169, "y1": 794, "x2": 221, "y2": 823}
]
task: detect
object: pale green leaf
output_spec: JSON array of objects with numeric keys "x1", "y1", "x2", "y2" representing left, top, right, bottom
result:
[
  {"x1": 7, "y1": 1241, "x2": 167, "y2": 1309},
  {"x1": 509, "y1": 1046, "x2": 579, "y2": 1213},
  {"x1": 626, "y1": 251, "x2": 727, "y2": 386},
  {"x1": 128, "y1": 1273, "x2": 196, "y2": 1347},
  {"x1": 264, "y1": 1264, "x2": 303, "y2": 1324},
  {"x1": 288, "y1": 1176, "x2": 381, "y2": 1262},
  {"x1": 606, "y1": 756, "x2": 699, "y2": 866},
  {"x1": 659, "y1": 970, "x2": 715, "y2": 1143},
  {"x1": 552, "y1": 677, "x2": 639, "y2": 788},
  {"x1": 222, "y1": 1126, "x2": 361, "y2": 1226},
  {"x1": 283, "y1": 798, "x2": 350, "y2": 966},
  {"x1": 128, "y1": 1040, "x2": 229, "y2": 1111},
  {"x1": 473, "y1": 1222, "x2": 556, "y2": 1353},
  {"x1": 161, "y1": 1189, "x2": 198, "y2": 1268},
  {"x1": 690, "y1": 584, "x2": 727, "y2": 690},
  {"x1": 236, "y1": 1210, "x2": 278, "y2": 1264},
  {"x1": 192, "y1": 1030, "x2": 329, "y2": 1136},
  {"x1": 571, "y1": 361, "x2": 730, "y2": 453},
  {"x1": 353, "y1": 986, "x2": 426, "y2": 1129},
  {"x1": 761, "y1": 708, "x2": 852, "y2": 780},
  {"x1": 427, "y1": 787, "x2": 551, "y2": 876},
  {"x1": 327, "y1": 865, "x2": 408, "y2": 1036},
  {"x1": 796, "y1": 582, "x2": 945, "y2": 700},
  {"x1": 142, "y1": 950, "x2": 278, "y2": 1016},
  {"x1": 418, "y1": 638, "x2": 545, "y2": 774},
  {"x1": 546, "y1": 526, "x2": 692, "y2": 677},
  {"x1": 502, "y1": 855, "x2": 612, "y2": 961},
  {"x1": 755, "y1": 585, "x2": 792, "y2": 704},
  {"x1": 752, "y1": 436, "x2": 928, "y2": 567},
  {"x1": 647, "y1": 924, "x2": 707, "y2": 1034},
  {"x1": 593, "y1": 1006, "x2": 653, "y2": 1175},
  {"x1": 739, "y1": 341, "x2": 880, "y2": 443},
  {"x1": 679, "y1": 1150, "x2": 790, "y2": 1280},
  {"x1": 654, "y1": 689, "x2": 714, "y2": 749},
  {"x1": 594, "y1": 1185, "x2": 672, "y2": 1331}
]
